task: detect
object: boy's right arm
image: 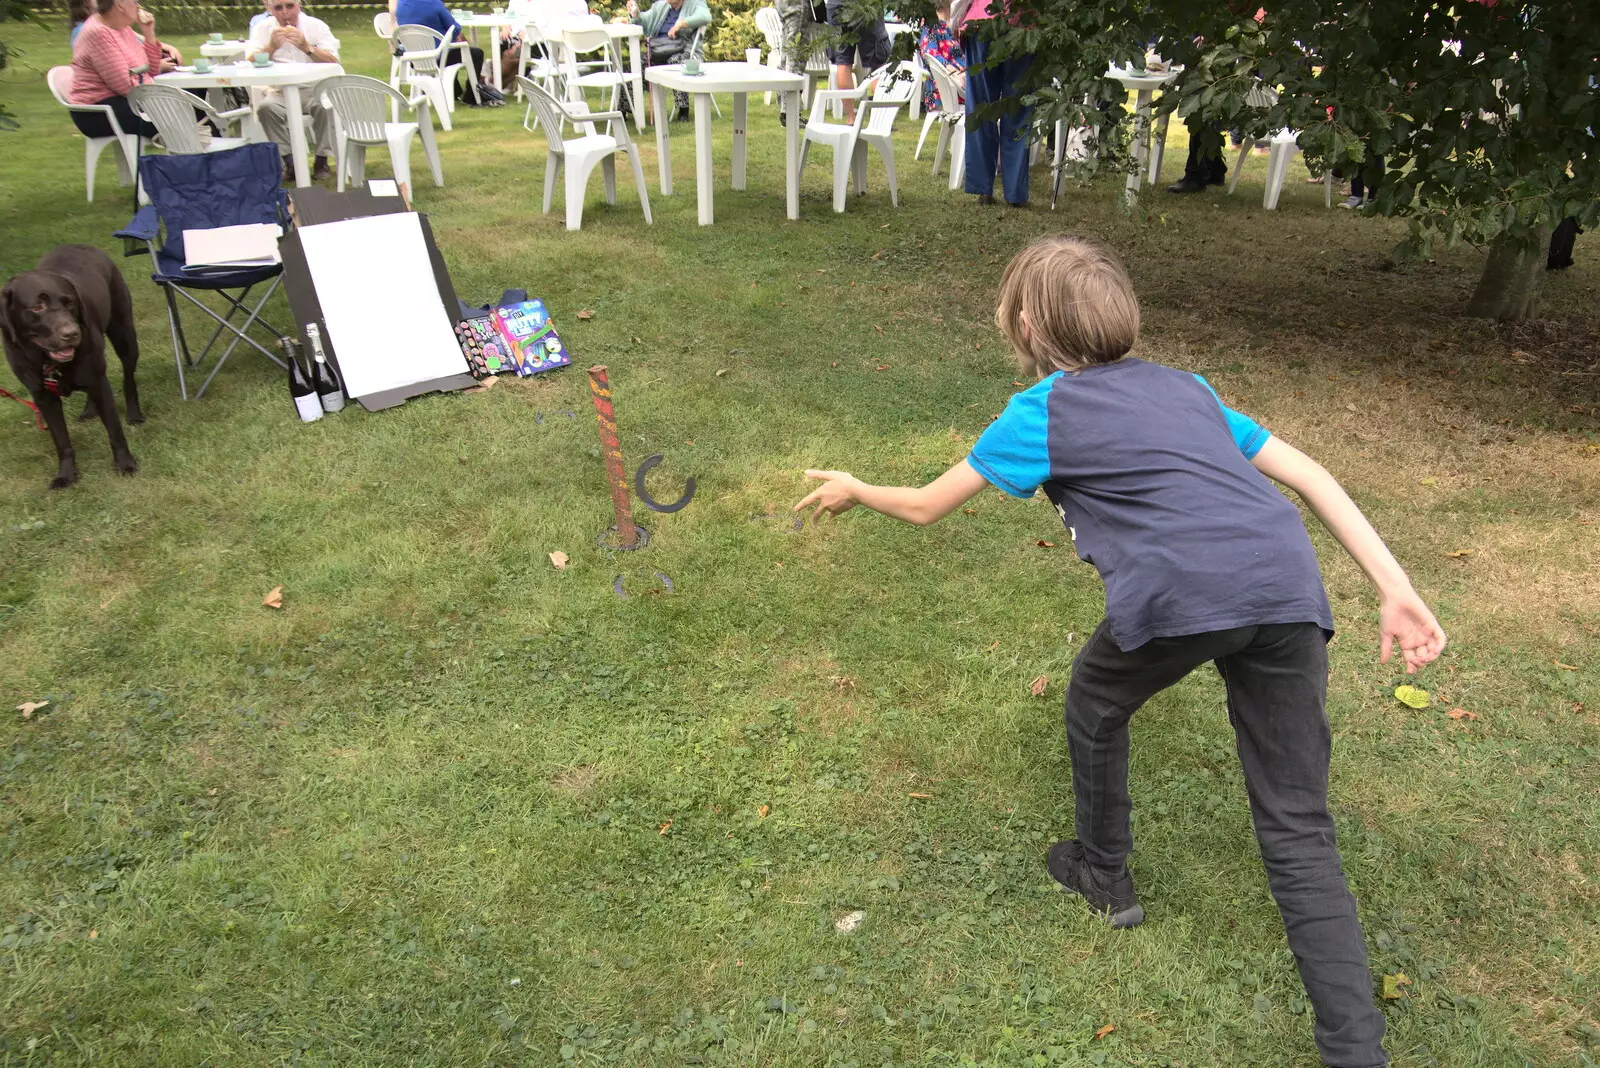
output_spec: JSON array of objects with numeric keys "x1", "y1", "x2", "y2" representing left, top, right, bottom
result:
[{"x1": 1251, "y1": 436, "x2": 1447, "y2": 674}]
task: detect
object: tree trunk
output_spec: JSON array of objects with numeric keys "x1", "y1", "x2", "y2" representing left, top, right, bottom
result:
[{"x1": 1467, "y1": 227, "x2": 1550, "y2": 321}]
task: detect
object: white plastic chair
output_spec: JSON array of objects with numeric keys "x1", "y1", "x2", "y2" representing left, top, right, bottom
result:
[
  {"x1": 800, "y1": 63, "x2": 915, "y2": 212},
  {"x1": 920, "y1": 55, "x2": 964, "y2": 189},
  {"x1": 1221, "y1": 85, "x2": 1334, "y2": 210},
  {"x1": 48, "y1": 65, "x2": 140, "y2": 202},
  {"x1": 560, "y1": 25, "x2": 627, "y2": 115},
  {"x1": 375, "y1": 10, "x2": 403, "y2": 86},
  {"x1": 128, "y1": 84, "x2": 252, "y2": 156},
  {"x1": 317, "y1": 74, "x2": 443, "y2": 194},
  {"x1": 513, "y1": 18, "x2": 558, "y2": 98},
  {"x1": 393, "y1": 24, "x2": 465, "y2": 131},
  {"x1": 755, "y1": 6, "x2": 782, "y2": 105},
  {"x1": 518, "y1": 75, "x2": 651, "y2": 231}
]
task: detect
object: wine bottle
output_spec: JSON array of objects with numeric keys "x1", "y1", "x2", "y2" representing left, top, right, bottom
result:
[
  {"x1": 284, "y1": 336, "x2": 322, "y2": 423},
  {"x1": 305, "y1": 323, "x2": 345, "y2": 413}
]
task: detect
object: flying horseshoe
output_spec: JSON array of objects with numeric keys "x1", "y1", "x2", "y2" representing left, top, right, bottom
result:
[{"x1": 633, "y1": 454, "x2": 697, "y2": 514}]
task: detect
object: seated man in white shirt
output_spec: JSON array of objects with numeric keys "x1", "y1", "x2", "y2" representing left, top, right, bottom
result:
[{"x1": 247, "y1": 0, "x2": 341, "y2": 181}]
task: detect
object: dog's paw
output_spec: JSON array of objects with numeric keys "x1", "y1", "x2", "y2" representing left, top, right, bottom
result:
[
  {"x1": 49, "y1": 470, "x2": 80, "y2": 490},
  {"x1": 114, "y1": 453, "x2": 139, "y2": 476},
  {"x1": 78, "y1": 404, "x2": 99, "y2": 422},
  {"x1": 127, "y1": 410, "x2": 146, "y2": 426}
]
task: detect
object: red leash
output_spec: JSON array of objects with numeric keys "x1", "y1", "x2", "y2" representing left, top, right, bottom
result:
[{"x1": 0, "y1": 388, "x2": 46, "y2": 430}]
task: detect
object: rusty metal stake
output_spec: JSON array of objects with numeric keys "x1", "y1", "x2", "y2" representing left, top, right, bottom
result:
[{"x1": 587, "y1": 364, "x2": 639, "y2": 549}]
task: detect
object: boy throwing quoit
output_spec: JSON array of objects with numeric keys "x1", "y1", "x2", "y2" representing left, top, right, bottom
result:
[{"x1": 794, "y1": 235, "x2": 1445, "y2": 1068}]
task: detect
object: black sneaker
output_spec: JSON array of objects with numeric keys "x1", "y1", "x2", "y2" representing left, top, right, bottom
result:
[
  {"x1": 1166, "y1": 177, "x2": 1207, "y2": 194},
  {"x1": 1046, "y1": 840, "x2": 1144, "y2": 928}
]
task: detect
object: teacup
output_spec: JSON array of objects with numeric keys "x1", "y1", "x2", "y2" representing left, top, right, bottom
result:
[
  {"x1": 683, "y1": 56, "x2": 701, "y2": 75},
  {"x1": 208, "y1": 32, "x2": 224, "y2": 43},
  {"x1": 253, "y1": 51, "x2": 272, "y2": 66},
  {"x1": 745, "y1": 46, "x2": 761, "y2": 65},
  {"x1": 193, "y1": 57, "x2": 212, "y2": 72}
]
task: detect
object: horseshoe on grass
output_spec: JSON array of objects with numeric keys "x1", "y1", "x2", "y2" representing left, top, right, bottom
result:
[
  {"x1": 612, "y1": 572, "x2": 675, "y2": 599},
  {"x1": 634, "y1": 454, "x2": 697, "y2": 514}
]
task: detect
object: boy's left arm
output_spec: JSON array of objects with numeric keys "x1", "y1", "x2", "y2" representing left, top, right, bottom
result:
[
  {"x1": 1251, "y1": 436, "x2": 1447, "y2": 674},
  {"x1": 794, "y1": 461, "x2": 988, "y2": 526}
]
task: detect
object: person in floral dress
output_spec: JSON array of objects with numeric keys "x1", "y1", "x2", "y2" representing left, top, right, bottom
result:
[{"x1": 918, "y1": 4, "x2": 965, "y2": 112}]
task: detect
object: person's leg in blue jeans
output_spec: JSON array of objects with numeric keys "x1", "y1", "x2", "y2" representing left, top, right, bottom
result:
[
  {"x1": 962, "y1": 34, "x2": 1031, "y2": 204},
  {"x1": 994, "y1": 52, "x2": 1032, "y2": 205},
  {"x1": 962, "y1": 33, "x2": 999, "y2": 200}
]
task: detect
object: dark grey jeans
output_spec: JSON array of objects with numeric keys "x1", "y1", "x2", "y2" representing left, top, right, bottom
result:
[{"x1": 1065, "y1": 620, "x2": 1386, "y2": 1068}]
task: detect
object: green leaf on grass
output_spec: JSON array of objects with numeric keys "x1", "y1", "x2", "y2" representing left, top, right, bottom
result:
[
  {"x1": 1394, "y1": 685, "x2": 1431, "y2": 709},
  {"x1": 1381, "y1": 972, "x2": 1412, "y2": 999}
]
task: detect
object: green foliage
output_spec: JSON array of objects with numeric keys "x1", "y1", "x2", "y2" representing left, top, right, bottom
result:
[
  {"x1": 988, "y1": 0, "x2": 1600, "y2": 314},
  {"x1": 0, "y1": 0, "x2": 40, "y2": 130}
]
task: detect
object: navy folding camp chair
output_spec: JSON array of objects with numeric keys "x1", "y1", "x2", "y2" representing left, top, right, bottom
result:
[{"x1": 114, "y1": 142, "x2": 289, "y2": 400}]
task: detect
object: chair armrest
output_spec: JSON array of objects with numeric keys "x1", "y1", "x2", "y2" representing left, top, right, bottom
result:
[
  {"x1": 114, "y1": 205, "x2": 159, "y2": 243},
  {"x1": 811, "y1": 88, "x2": 868, "y2": 102},
  {"x1": 579, "y1": 109, "x2": 625, "y2": 122}
]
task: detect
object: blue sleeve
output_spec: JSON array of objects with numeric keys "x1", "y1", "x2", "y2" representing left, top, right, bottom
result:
[
  {"x1": 1192, "y1": 374, "x2": 1270, "y2": 459},
  {"x1": 966, "y1": 383, "x2": 1053, "y2": 498}
]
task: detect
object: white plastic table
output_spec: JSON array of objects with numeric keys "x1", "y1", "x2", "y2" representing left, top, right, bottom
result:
[
  {"x1": 1107, "y1": 65, "x2": 1178, "y2": 205},
  {"x1": 456, "y1": 12, "x2": 520, "y2": 92},
  {"x1": 646, "y1": 62, "x2": 804, "y2": 225},
  {"x1": 155, "y1": 61, "x2": 344, "y2": 187},
  {"x1": 200, "y1": 38, "x2": 250, "y2": 61}
]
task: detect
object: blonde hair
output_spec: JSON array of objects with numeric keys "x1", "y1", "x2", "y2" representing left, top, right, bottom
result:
[{"x1": 995, "y1": 235, "x2": 1140, "y2": 377}]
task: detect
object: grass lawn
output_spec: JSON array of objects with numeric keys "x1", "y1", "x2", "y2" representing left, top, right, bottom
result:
[{"x1": 3, "y1": 13, "x2": 1598, "y2": 1067}]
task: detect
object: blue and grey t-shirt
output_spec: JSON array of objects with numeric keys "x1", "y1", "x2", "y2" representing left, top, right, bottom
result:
[{"x1": 967, "y1": 357, "x2": 1334, "y2": 650}]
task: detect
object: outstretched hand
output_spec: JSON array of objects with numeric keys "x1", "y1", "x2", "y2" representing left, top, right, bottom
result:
[
  {"x1": 794, "y1": 469, "x2": 861, "y2": 521},
  {"x1": 1379, "y1": 590, "x2": 1447, "y2": 674}
]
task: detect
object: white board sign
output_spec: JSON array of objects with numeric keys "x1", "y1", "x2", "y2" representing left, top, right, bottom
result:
[{"x1": 295, "y1": 212, "x2": 467, "y2": 402}]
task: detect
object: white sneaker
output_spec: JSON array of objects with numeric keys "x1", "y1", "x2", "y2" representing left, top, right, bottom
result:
[{"x1": 1339, "y1": 194, "x2": 1365, "y2": 209}]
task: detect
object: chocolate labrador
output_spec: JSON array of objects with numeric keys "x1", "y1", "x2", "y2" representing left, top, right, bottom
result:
[{"x1": 2, "y1": 245, "x2": 143, "y2": 489}]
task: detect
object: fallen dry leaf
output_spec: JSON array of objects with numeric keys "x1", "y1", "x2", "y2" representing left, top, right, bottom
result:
[
  {"x1": 716, "y1": 368, "x2": 729, "y2": 377},
  {"x1": 962, "y1": 508, "x2": 978, "y2": 516},
  {"x1": 1030, "y1": 674, "x2": 1048, "y2": 697},
  {"x1": 16, "y1": 700, "x2": 48, "y2": 719},
  {"x1": 576, "y1": 309, "x2": 595, "y2": 321},
  {"x1": 875, "y1": 365, "x2": 889, "y2": 372},
  {"x1": 1095, "y1": 1024, "x2": 1116, "y2": 1040},
  {"x1": 873, "y1": 324, "x2": 884, "y2": 335},
  {"x1": 974, "y1": 341, "x2": 983, "y2": 350},
  {"x1": 631, "y1": 335, "x2": 643, "y2": 343},
  {"x1": 1446, "y1": 707, "x2": 1477, "y2": 720},
  {"x1": 263, "y1": 586, "x2": 283, "y2": 609},
  {"x1": 757, "y1": 804, "x2": 769, "y2": 819},
  {"x1": 1036, "y1": 540, "x2": 1056, "y2": 548},
  {"x1": 830, "y1": 360, "x2": 839, "y2": 367},
  {"x1": 1555, "y1": 662, "x2": 1579, "y2": 671},
  {"x1": 1445, "y1": 549, "x2": 1472, "y2": 558},
  {"x1": 548, "y1": 551, "x2": 569, "y2": 570},
  {"x1": 870, "y1": 249, "x2": 884, "y2": 261},
  {"x1": 908, "y1": 792, "x2": 932, "y2": 800},
  {"x1": 88, "y1": 928, "x2": 98, "y2": 939},
  {"x1": 658, "y1": 819, "x2": 674, "y2": 836},
  {"x1": 986, "y1": 640, "x2": 1000, "y2": 652}
]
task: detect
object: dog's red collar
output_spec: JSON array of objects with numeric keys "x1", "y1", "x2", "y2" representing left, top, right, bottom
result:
[{"x1": 41, "y1": 363, "x2": 64, "y2": 397}]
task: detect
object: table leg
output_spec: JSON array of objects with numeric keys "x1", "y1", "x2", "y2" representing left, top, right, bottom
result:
[
  {"x1": 784, "y1": 88, "x2": 799, "y2": 221},
  {"x1": 1147, "y1": 110, "x2": 1170, "y2": 187},
  {"x1": 652, "y1": 82, "x2": 672, "y2": 194},
  {"x1": 731, "y1": 91, "x2": 747, "y2": 191},
  {"x1": 628, "y1": 37, "x2": 645, "y2": 133},
  {"x1": 284, "y1": 83, "x2": 311, "y2": 188},
  {"x1": 1123, "y1": 87, "x2": 1151, "y2": 207},
  {"x1": 693, "y1": 91, "x2": 713, "y2": 225},
  {"x1": 490, "y1": 29, "x2": 503, "y2": 93}
]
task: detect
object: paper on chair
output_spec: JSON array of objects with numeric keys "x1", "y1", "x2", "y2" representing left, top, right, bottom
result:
[
  {"x1": 183, "y1": 223, "x2": 283, "y2": 268},
  {"x1": 294, "y1": 212, "x2": 467, "y2": 401}
]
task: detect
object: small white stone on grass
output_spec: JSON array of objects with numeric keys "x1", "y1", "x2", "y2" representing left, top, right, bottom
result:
[{"x1": 834, "y1": 910, "x2": 865, "y2": 935}]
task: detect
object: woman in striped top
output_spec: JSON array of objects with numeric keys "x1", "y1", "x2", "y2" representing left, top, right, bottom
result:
[{"x1": 68, "y1": 0, "x2": 166, "y2": 139}]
